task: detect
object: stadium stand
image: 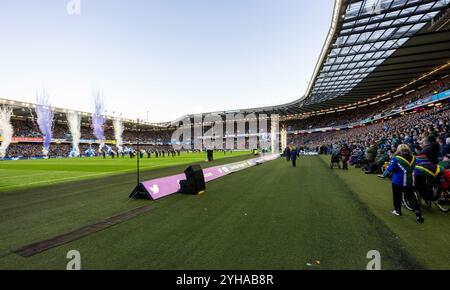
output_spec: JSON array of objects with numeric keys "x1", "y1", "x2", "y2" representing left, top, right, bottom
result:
[
  {"x1": 3, "y1": 76, "x2": 449, "y2": 159},
  {"x1": 284, "y1": 80, "x2": 450, "y2": 131},
  {"x1": 2, "y1": 109, "x2": 175, "y2": 158}
]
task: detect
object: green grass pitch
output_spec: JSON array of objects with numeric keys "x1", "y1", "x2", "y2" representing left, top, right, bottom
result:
[
  {"x1": 0, "y1": 151, "x2": 249, "y2": 192},
  {"x1": 0, "y1": 154, "x2": 449, "y2": 269}
]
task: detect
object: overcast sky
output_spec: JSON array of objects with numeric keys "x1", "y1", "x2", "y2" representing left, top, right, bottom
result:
[{"x1": 1, "y1": 0, "x2": 333, "y2": 122}]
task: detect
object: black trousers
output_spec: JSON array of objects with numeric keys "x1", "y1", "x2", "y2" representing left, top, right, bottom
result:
[
  {"x1": 291, "y1": 158, "x2": 297, "y2": 167},
  {"x1": 341, "y1": 157, "x2": 348, "y2": 170},
  {"x1": 415, "y1": 177, "x2": 437, "y2": 201},
  {"x1": 392, "y1": 184, "x2": 420, "y2": 214}
]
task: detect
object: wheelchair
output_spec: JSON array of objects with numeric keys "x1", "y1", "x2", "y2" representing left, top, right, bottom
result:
[
  {"x1": 403, "y1": 179, "x2": 450, "y2": 213},
  {"x1": 330, "y1": 153, "x2": 341, "y2": 169}
]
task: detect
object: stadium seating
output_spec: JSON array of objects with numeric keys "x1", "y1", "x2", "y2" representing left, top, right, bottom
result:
[{"x1": 4, "y1": 79, "x2": 450, "y2": 159}]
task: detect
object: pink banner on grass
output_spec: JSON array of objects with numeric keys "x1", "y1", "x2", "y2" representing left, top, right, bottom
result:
[{"x1": 141, "y1": 154, "x2": 279, "y2": 200}]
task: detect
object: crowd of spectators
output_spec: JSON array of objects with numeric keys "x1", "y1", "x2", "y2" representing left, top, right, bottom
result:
[
  {"x1": 286, "y1": 102, "x2": 450, "y2": 223},
  {"x1": 3, "y1": 117, "x2": 175, "y2": 158},
  {"x1": 285, "y1": 79, "x2": 449, "y2": 131},
  {"x1": 10, "y1": 119, "x2": 40, "y2": 138},
  {"x1": 3, "y1": 78, "x2": 449, "y2": 159},
  {"x1": 290, "y1": 105, "x2": 450, "y2": 174},
  {"x1": 3, "y1": 143, "x2": 181, "y2": 158},
  {"x1": 8, "y1": 118, "x2": 174, "y2": 143}
]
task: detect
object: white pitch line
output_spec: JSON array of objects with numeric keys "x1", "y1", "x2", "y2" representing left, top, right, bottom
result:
[{"x1": 0, "y1": 154, "x2": 246, "y2": 191}]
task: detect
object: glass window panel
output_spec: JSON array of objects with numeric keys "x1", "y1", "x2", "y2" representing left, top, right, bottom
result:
[
  {"x1": 416, "y1": 2, "x2": 434, "y2": 13},
  {"x1": 380, "y1": 19, "x2": 394, "y2": 27},
  {"x1": 365, "y1": 66, "x2": 377, "y2": 73},
  {"x1": 383, "y1": 49, "x2": 396, "y2": 58},
  {"x1": 340, "y1": 46, "x2": 351, "y2": 54},
  {"x1": 373, "y1": 59, "x2": 385, "y2": 66},
  {"x1": 341, "y1": 28, "x2": 352, "y2": 34},
  {"x1": 366, "y1": 23, "x2": 380, "y2": 30},
  {"x1": 362, "y1": 52, "x2": 376, "y2": 60},
  {"x1": 393, "y1": 16, "x2": 409, "y2": 25},
  {"x1": 384, "y1": 27, "x2": 397, "y2": 37},
  {"x1": 342, "y1": 20, "x2": 356, "y2": 28},
  {"x1": 407, "y1": 14, "x2": 424, "y2": 22},
  {"x1": 346, "y1": 1, "x2": 363, "y2": 18},
  {"x1": 422, "y1": 11, "x2": 439, "y2": 20},
  {"x1": 370, "y1": 14, "x2": 385, "y2": 21},
  {"x1": 400, "y1": 7, "x2": 417, "y2": 16},
  {"x1": 356, "y1": 17, "x2": 370, "y2": 25},
  {"x1": 353, "y1": 54, "x2": 364, "y2": 61},
  {"x1": 372, "y1": 41, "x2": 385, "y2": 49},
  {"x1": 325, "y1": 58, "x2": 335, "y2": 65},
  {"x1": 391, "y1": 0, "x2": 408, "y2": 9},
  {"x1": 345, "y1": 34, "x2": 360, "y2": 45},
  {"x1": 372, "y1": 51, "x2": 385, "y2": 58},
  {"x1": 361, "y1": 43, "x2": 373, "y2": 51},
  {"x1": 347, "y1": 63, "x2": 357, "y2": 69},
  {"x1": 368, "y1": 30, "x2": 384, "y2": 41},
  {"x1": 409, "y1": 22, "x2": 426, "y2": 33},
  {"x1": 406, "y1": 0, "x2": 421, "y2": 5},
  {"x1": 343, "y1": 55, "x2": 354, "y2": 62},
  {"x1": 330, "y1": 47, "x2": 341, "y2": 56},
  {"x1": 350, "y1": 44, "x2": 363, "y2": 53},
  {"x1": 366, "y1": 60, "x2": 377, "y2": 66}
]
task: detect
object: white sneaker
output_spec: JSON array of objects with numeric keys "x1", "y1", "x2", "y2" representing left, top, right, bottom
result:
[{"x1": 391, "y1": 210, "x2": 402, "y2": 216}]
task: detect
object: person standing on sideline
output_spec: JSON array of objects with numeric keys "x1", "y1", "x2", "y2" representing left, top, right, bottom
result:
[
  {"x1": 285, "y1": 146, "x2": 291, "y2": 162},
  {"x1": 380, "y1": 144, "x2": 424, "y2": 223},
  {"x1": 340, "y1": 144, "x2": 350, "y2": 170},
  {"x1": 290, "y1": 147, "x2": 298, "y2": 168}
]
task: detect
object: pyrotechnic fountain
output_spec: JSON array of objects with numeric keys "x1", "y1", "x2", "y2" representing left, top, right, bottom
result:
[
  {"x1": 114, "y1": 118, "x2": 124, "y2": 153},
  {"x1": 92, "y1": 94, "x2": 106, "y2": 152},
  {"x1": 0, "y1": 106, "x2": 13, "y2": 159},
  {"x1": 67, "y1": 111, "x2": 81, "y2": 157},
  {"x1": 36, "y1": 91, "x2": 54, "y2": 157}
]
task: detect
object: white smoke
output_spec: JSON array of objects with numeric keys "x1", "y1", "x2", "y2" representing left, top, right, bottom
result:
[
  {"x1": 113, "y1": 118, "x2": 124, "y2": 152},
  {"x1": 98, "y1": 141, "x2": 105, "y2": 153},
  {"x1": 92, "y1": 93, "x2": 106, "y2": 153},
  {"x1": 36, "y1": 90, "x2": 54, "y2": 157},
  {"x1": 0, "y1": 106, "x2": 13, "y2": 158},
  {"x1": 67, "y1": 111, "x2": 81, "y2": 157}
]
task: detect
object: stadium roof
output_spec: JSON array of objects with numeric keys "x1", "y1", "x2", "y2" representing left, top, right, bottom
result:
[
  {"x1": 303, "y1": 0, "x2": 450, "y2": 110},
  {"x1": 174, "y1": 0, "x2": 450, "y2": 120}
]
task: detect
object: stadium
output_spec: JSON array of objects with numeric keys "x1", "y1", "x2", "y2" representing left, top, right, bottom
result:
[{"x1": 1, "y1": 0, "x2": 450, "y2": 273}]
